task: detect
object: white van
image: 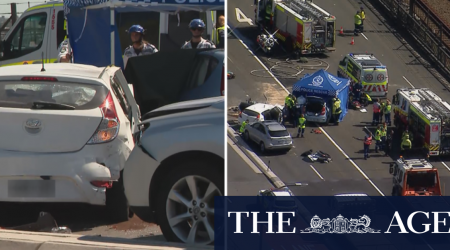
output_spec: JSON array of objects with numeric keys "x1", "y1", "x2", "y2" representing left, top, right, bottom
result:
[
  {"x1": 0, "y1": 1, "x2": 221, "y2": 67},
  {"x1": 0, "y1": 1, "x2": 65, "y2": 67}
]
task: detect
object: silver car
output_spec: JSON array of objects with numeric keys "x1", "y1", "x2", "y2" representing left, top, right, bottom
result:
[{"x1": 243, "y1": 120, "x2": 293, "y2": 153}]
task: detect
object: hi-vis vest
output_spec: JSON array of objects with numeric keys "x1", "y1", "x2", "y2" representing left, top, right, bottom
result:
[
  {"x1": 373, "y1": 103, "x2": 381, "y2": 113},
  {"x1": 364, "y1": 135, "x2": 372, "y2": 145}
]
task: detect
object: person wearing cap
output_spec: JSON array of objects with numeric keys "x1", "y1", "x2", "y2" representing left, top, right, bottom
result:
[
  {"x1": 354, "y1": 10, "x2": 362, "y2": 35},
  {"x1": 360, "y1": 7, "x2": 366, "y2": 26},
  {"x1": 123, "y1": 24, "x2": 158, "y2": 68},
  {"x1": 182, "y1": 19, "x2": 216, "y2": 49}
]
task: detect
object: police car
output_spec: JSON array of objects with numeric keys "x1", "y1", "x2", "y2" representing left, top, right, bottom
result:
[{"x1": 337, "y1": 53, "x2": 388, "y2": 97}]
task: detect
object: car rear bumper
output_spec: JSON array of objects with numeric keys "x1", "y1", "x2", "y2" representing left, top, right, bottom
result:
[
  {"x1": 0, "y1": 141, "x2": 131, "y2": 205},
  {"x1": 267, "y1": 143, "x2": 293, "y2": 150},
  {"x1": 305, "y1": 115, "x2": 327, "y2": 123}
]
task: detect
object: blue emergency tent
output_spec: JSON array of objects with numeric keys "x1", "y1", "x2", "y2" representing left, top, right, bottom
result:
[
  {"x1": 292, "y1": 69, "x2": 350, "y2": 122},
  {"x1": 63, "y1": 0, "x2": 224, "y2": 69}
]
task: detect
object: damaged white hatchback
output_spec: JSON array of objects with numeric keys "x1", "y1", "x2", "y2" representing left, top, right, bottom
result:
[{"x1": 0, "y1": 63, "x2": 140, "y2": 222}]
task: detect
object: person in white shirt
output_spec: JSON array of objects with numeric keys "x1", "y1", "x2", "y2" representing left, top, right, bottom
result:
[{"x1": 123, "y1": 24, "x2": 158, "y2": 68}]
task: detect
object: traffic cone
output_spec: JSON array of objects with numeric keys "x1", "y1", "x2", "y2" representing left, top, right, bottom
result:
[
  {"x1": 340, "y1": 26, "x2": 343, "y2": 35},
  {"x1": 350, "y1": 37, "x2": 355, "y2": 45}
]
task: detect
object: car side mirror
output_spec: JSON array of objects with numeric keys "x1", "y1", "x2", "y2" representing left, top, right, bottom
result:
[{"x1": 389, "y1": 163, "x2": 394, "y2": 174}]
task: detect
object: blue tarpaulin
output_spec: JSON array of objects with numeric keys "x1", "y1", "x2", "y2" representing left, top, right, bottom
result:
[
  {"x1": 292, "y1": 69, "x2": 350, "y2": 122},
  {"x1": 63, "y1": 0, "x2": 224, "y2": 69}
]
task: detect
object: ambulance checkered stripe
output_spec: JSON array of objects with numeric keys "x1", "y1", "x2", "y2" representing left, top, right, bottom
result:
[{"x1": 363, "y1": 84, "x2": 387, "y2": 92}]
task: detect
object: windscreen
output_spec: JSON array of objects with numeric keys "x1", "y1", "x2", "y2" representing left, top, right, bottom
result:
[
  {"x1": 406, "y1": 172, "x2": 437, "y2": 188},
  {"x1": 269, "y1": 130, "x2": 289, "y2": 137},
  {"x1": 0, "y1": 81, "x2": 108, "y2": 110}
]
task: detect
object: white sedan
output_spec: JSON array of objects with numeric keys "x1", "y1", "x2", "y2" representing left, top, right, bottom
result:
[
  {"x1": 124, "y1": 96, "x2": 224, "y2": 245},
  {"x1": 0, "y1": 63, "x2": 141, "y2": 222}
]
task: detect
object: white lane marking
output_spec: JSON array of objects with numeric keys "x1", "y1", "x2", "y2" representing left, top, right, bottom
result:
[
  {"x1": 228, "y1": 56, "x2": 233, "y2": 63},
  {"x1": 441, "y1": 161, "x2": 450, "y2": 172},
  {"x1": 235, "y1": 8, "x2": 254, "y2": 25},
  {"x1": 309, "y1": 165, "x2": 324, "y2": 180},
  {"x1": 229, "y1": 25, "x2": 385, "y2": 196},
  {"x1": 227, "y1": 137, "x2": 262, "y2": 174},
  {"x1": 402, "y1": 76, "x2": 415, "y2": 88},
  {"x1": 361, "y1": 33, "x2": 368, "y2": 40},
  {"x1": 318, "y1": 127, "x2": 385, "y2": 196}
]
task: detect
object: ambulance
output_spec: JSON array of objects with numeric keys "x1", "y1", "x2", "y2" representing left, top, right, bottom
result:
[
  {"x1": 0, "y1": 1, "x2": 65, "y2": 67},
  {"x1": 0, "y1": 0, "x2": 222, "y2": 67},
  {"x1": 337, "y1": 53, "x2": 389, "y2": 97}
]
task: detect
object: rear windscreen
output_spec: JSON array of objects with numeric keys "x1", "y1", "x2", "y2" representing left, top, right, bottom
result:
[
  {"x1": 363, "y1": 70, "x2": 386, "y2": 83},
  {"x1": 0, "y1": 81, "x2": 109, "y2": 110},
  {"x1": 269, "y1": 130, "x2": 289, "y2": 137}
]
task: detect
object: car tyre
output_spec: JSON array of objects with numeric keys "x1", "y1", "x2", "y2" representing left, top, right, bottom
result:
[
  {"x1": 244, "y1": 131, "x2": 250, "y2": 141},
  {"x1": 157, "y1": 159, "x2": 224, "y2": 244},
  {"x1": 106, "y1": 171, "x2": 131, "y2": 223},
  {"x1": 260, "y1": 142, "x2": 266, "y2": 154}
]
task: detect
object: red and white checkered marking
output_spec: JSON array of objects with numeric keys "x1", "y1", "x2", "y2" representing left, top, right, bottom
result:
[{"x1": 363, "y1": 84, "x2": 387, "y2": 92}]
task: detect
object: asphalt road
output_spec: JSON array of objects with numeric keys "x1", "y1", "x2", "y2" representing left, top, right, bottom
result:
[
  {"x1": 227, "y1": 143, "x2": 274, "y2": 195},
  {"x1": 228, "y1": 31, "x2": 381, "y2": 196},
  {"x1": 228, "y1": 0, "x2": 450, "y2": 196}
]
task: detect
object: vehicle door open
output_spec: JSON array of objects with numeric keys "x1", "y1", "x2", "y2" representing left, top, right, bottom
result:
[{"x1": 262, "y1": 107, "x2": 282, "y2": 123}]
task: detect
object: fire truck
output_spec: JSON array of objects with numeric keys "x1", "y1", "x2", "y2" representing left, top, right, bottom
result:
[
  {"x1": 389, "y1": 157, "x2": 441, "y2": 196},
  {"x1": 393, "y1": 88, "x2": 450, "y2": 156},
  {"x1": 254, "y1": 0, "x2": 336, "y2": 54}
]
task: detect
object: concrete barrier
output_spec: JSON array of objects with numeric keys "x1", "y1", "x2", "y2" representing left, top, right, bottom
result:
[{"x1": 0, "y1": 229, "x2": 214, "y2": 250}]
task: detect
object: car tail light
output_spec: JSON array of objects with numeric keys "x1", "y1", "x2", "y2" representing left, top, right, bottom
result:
[
  {"x1": 221, "y1": 66, "x2": 224, "y2": 96},
  {"x1": 87, "y1": 92, "x2": 120, "y2": 144},
  {"x1": 90, "y1": 181, "x2": 113, "y2": 188},
  {"x1": 321, "y1": 107, "x2": 326, "y2": 115},
  {"x1": 257, "y1": 114, "x2": 261, "y2": 119},
  {"x1": 239, "y1": 111, "x2": 242, "y2": 118},
  {"x1": 21, "y1": 76, "x2": 57, "y2": 81}
]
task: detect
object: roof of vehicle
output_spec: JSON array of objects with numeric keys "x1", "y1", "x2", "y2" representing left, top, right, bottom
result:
[
  {"x1": 245, "y1": 103, "x2": 276, "y2": 113},
  {"x1": 266, "y1": 124, "x2": 286, "y2": 131},
  {"x1": 272, "y1": 191, "x2": 292, "y2": 196},
  {"x1": 397, "y1": 158, "x2": 435, "y2": 170},
  {"x1": 0, "y1": 64, "x2": 105, "y2": 80},
  {"x1": 396, "y1": 88, "x2": 450, "y2": 121},
  {"x1": 25, "y1": 1, "x2": 62, "y2": 12},
  {"x1": 347, "y1": 53, "x2": 385, "y2": 68}
]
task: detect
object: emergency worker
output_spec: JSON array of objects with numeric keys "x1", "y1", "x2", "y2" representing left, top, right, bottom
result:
[
  {"x1": 58, "y1": 38, "x2": 72, "y2": 63},
  {"x1": 381, "y1": 126, "x2": 387, "y2": 147},
  {"x1": 181, "y1": 19, "x2": 216, "y2": 49},
  {"x1": 364, "y1": 131, "x2": 372, "y2": 160},
  {"x1": 332, "y1": 96, "x2": 342, "y2": 125},
  {"x1": 379, "y1": 100, "x2": 386, "y2": 123},
  {"x1": 385, "y1": 129, "x2": 393, "y2": 156},
  {"x1": 360, "y1": 6, "x2": 366, "y2": 25},
  {"x1": 401, "y1": 134, "x2": 412, "y2": 154},
  {"x1": 240, "y1": 119, "x2": 249, "y2": 133},
  {"x1": 297, "y1": 114, "x2": 306, "y2": 138},
  {"x1": 353, "y1": 81, "x2": 362, "y2": 101},
  {"x1": 123, "y1": 25, "x2": 158, "y2": 68},
  {"x1": 354, "y1": 11, "x2": 362, "y2": 35},
  {"x1": 215, "y1": 15, "x2": 225, "y2": 49},
  {"x1": 384, "y1": 99, "x2": 392, "y2": 126},
  {"x1": 372, "y1": 98, "x2": 381, "y2": 126},
  {"x1": 374, "y1": 125, "x2": 382, "y2": 153}
]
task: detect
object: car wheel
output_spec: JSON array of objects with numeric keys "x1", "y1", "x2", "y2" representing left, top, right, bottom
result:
[
  {"x1": 260, "y1": 142, "x2": 266, "y2": 153},
  {"x1": 106, "y1": 171, "x2": 131, "y2": 223},
  {"x1": 157, "y1": 160, "x2": 224, "y2": 244},
  {"x1": 244, "y1": 131, "x2": 250, "y2": 141}
]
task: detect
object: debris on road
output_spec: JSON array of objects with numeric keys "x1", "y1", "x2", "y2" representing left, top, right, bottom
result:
[
  {"x1": 228, "y1": 71, "x2": 235, "y2": 79},
  {"x1": 301, "y1": 149, "x2": 332, "y2": 163},
  {"x1": 3, "y1": 212, "x2": 71, "y2": 234},
  {"x1": 310, "y1": 129, "x2": 322, "y2": 134}
]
